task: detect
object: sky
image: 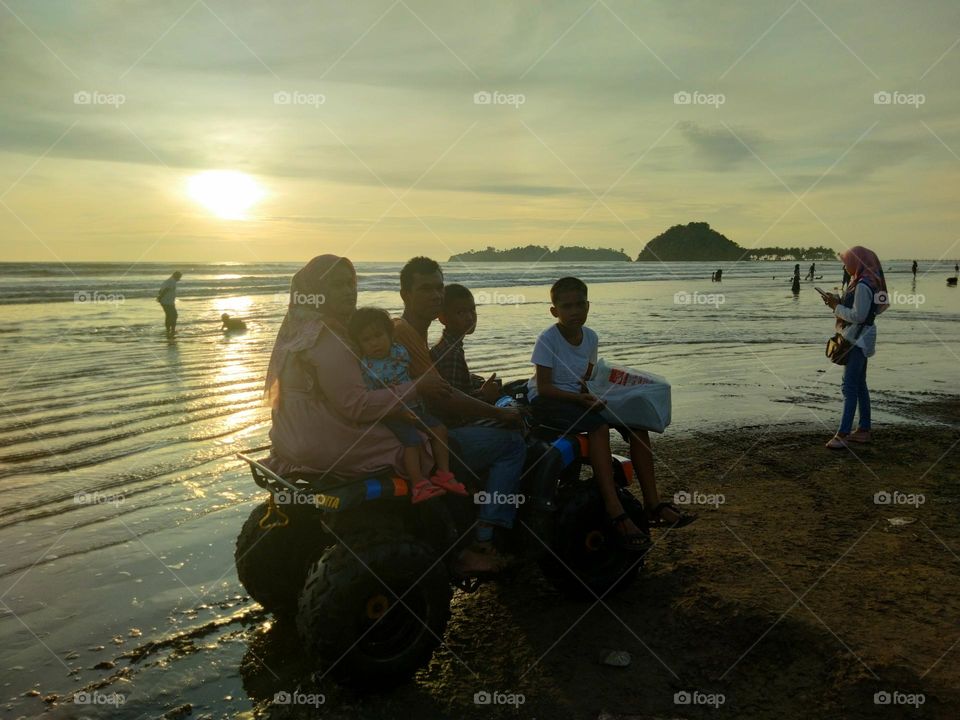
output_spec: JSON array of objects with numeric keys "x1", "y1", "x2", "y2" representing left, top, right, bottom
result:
[{"x1": 1, "y1": 0, "x2": 958, "y2": 263}]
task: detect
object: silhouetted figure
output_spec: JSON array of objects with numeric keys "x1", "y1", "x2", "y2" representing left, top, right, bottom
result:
[
  {"x1": 221, "y1": 313, "x2": 247, "y2": 332},
  {"x1": 714, "y1": 268, "x2": 722, "y2": 282},
  {"x1": 912, "y1": 260, "x2": 918, "y2": 278},
  {"x1": 157, "y1": 271, "x2": 182, "y2": 336},
  {"x1": 841, "y1": 266, "x2": 850, "y2": 290},
  {"x1": 954, "y1": 262, "x2": 958, "y2": 274},
  {"x1": 791, "y1": 264, "x2": 801, "y2": 294},
  {"x1": 806, "y1": 262, "x2": 816, "y2": 281}
]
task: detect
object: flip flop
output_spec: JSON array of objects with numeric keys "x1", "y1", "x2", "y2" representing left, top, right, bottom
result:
[
  {"x1": 411, "y1": 479, "x2": 446, "y2": 504},
  {"x1": 430, "y1": 470, "x2": 468, "y2": 496},
  {"x1": 647, "y1": 501, "x2": 698, "y2": 528},
  {"x1": 825, "y1": 435, "x2": 848, "y2": 449},
  {"x1": 608, "y1": 513, "x2": 651, "y2": 553}
]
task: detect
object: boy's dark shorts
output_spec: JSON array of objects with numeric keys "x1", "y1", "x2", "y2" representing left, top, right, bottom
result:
[
  {"x1": 531, "y1": 396, "x2": 632, "y2": 441},
  {"x1": 383, "y1": 403, "x2": 443, "y2": 447}
]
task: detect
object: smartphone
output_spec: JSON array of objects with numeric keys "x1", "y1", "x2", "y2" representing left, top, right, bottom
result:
[{"x1": 814, "y1": 286, "x2": 829, "y2": 297}]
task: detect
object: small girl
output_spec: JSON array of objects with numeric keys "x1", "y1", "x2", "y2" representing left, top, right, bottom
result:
[{"x1": 348, "y1": 307, "x2": 466, "y2": 503}]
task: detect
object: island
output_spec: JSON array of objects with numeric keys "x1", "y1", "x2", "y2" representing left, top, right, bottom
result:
[
  {"x1": 636, "y1": 222, "x2": 836, "y2": 261},
  {"x1": 448, "y1": 245, "x2": 632, "y2": 262}
]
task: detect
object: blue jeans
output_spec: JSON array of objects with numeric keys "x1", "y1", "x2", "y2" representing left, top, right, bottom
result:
[
  {"x1": 449, "y1": 425, "x2": 526, "y2": 529},
  {"x1": 839, "y1": 347, "x2": 870, "y2": 434}
]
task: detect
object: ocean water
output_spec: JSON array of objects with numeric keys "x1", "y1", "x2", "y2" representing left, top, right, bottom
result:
[{"x1": 0, "y1": 259, "x2": 957, "y2": 716}]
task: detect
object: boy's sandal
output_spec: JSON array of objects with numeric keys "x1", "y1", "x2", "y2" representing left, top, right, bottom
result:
[
  {"x1": 825, "y1": 435, "x2": 848, "y2": 449},
  {"x1": 430, "y1": 470, "x2": 468, "y2": 496},
  {"x1": 411, "y1": 479, "x2": 446, "y2": 504},
  {"x1": 648, "y1": 502, "x2": 698, "y2": 528},
  {"x1": 608, "y1": 513, "x2": 651, "y2": 553},
  {"x1": 847, "y1": 429, "x2": 872, "y2": 443}
]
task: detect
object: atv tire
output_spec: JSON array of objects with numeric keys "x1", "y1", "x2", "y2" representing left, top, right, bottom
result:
[
  {"x1": 235, "y1": 500, "x2": 332, "y2": 618},
  {"x1": 539, "y1": 481, "x2": 648, "y2": 599},
  {"x1": 296, "y1": 532, "x2": 451, "y2": 684}
]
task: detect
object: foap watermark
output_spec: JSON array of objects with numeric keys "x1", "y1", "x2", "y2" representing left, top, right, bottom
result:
[
  {"x1": 873, "y1": 91, "x2": 925, "y2": 108},
  {"x1": 673, "y1": 290, "x2": 724, "y2": 308},
  {"x1": 474, "y1": 491, "x2": 525, "y2": 508},
  {"x1": 674, "y1": 90, "x2": 725, "y2": 108},
  {"x1": 474, "y1": 290, "x2": 525, "y2": 306},
  {"x1": 273, "y1": 90, "x2": 326, "y2": 108},
  {"x1": 674, "y1": 690, "x2": 725, "y2": 708},
  {"x1": 73, "y1": 691, "x2": 126, "y2": 706},
  {"x1": 74, "y1": 90, "x2": 125, "y2": 108},
  {"x1": 273, "y1": 691, "x2": 325, "y2": 707},
  {"x1": 473, "y1": 90, "x2": 525, "y2": 108},
  {"x1": 674, "y1": 490, "x2": 725, "y2": 509},
  {"x1": 74, "y1": 491, "x2": 125, "y2": 508},
  {"x1": 874, "y1": 690, "x2": 925, "y2": 708},
  {"x1": 279, "y1": 290, "x2": 326, "y2": 308},
  {"x1": 874, "y1": 490, "x2": 925, "y2": 508},
  {"x1": 875, "y1": 290, "x2": 924, "y2": 308},
  {"x1": 74, "y1": 290, "x2": 125, "y2": 306},
  {"x1": 473, "y1": 690, "x2": 525, "y2": 707}
]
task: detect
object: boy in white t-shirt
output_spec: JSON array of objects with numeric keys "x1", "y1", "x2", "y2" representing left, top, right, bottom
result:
[{"x1": 528, "y1": 277, "x2": 696, "y2": 547}]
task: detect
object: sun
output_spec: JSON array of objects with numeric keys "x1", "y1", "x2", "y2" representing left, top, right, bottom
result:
[{"x1": 186, "y1": 170, "x2": 265, "y2": 220}]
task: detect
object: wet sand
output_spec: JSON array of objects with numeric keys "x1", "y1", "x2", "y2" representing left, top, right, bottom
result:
[{"x1": 19, "y1": 402, "x2": 959, "y2": 720}]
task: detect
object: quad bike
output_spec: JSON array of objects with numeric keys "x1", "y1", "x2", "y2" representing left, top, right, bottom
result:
[{"x1": 234, "y1": 388, "x2": 650, "y2": 683}]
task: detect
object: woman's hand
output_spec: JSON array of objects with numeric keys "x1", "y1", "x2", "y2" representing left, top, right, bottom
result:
[
  {"x1": 416, "y1": 372, "x2": 453, "y2": 399},
  {"x1": 824, "y1": 293, "x2": 840, "y2": 309}
]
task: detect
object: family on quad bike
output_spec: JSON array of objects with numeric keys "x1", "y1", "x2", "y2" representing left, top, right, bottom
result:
[{"x1": 235, "y1": 254, "x2": 696, "y2": 683}]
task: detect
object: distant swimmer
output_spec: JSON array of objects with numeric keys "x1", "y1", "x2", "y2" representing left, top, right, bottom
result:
[
  {"x1": 806, "y1": 262, "x2": 816, "y2": 281},
  {"x1": 221, "y1": 313, "x2": 247, "y2": 332},
  {"x1": 714, "y1": 268, "x2": 722, "y2": 282},
  {"x1": 156, "y1": 271, "x2": 182, "y2": 336}
]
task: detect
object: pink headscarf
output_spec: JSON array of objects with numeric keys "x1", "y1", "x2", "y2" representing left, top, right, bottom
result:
[
  {"x1": 263, "y1": 255, "x2": 356, "y2": 409},
  {"x1": 839, "y1": 246, "x2": 889, "y2": 315}
]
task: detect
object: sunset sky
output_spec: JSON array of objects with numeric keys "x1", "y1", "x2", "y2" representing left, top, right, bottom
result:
[{"x1": 1, "y1": 0, "x2": 958, "y2": 263}]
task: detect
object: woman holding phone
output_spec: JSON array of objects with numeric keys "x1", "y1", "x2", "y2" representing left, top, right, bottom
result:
[{"x1": 820, "y1": 247, "x2": 889, "y2": 449}]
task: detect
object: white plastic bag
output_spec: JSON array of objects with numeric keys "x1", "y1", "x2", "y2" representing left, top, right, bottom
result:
[{"x1": 585, "y1": 358, "x2": 672, "y2": 433}]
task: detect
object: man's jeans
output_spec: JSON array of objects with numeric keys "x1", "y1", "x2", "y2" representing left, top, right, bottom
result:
[{"x1": 449, "y1": 425, "x2": 526, "y2": 529}]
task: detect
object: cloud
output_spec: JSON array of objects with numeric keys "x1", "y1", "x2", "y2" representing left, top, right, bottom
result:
[{"x1": 677, "y1": 121, "x2": 762, "y2": 171}]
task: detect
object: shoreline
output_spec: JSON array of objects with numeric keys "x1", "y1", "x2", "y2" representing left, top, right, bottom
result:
[{"x1": 11, "y1": 401, "x2": 959, "y2": 719}]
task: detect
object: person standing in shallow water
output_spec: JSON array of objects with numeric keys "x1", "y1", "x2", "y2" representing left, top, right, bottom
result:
[
  {"x1": 157, "y1": 271, "x2": 182, "y2": 336},
  {"x1": 791, "y1": 264, "x2": 801, "y2": 294}
]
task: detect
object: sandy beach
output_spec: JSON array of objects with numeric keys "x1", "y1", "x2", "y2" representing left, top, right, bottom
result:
[{"x1": 4, "y1": 400, "x2": 957, "y2": 719}]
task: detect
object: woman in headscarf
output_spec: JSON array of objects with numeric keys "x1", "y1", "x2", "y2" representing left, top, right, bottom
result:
[
  {"x1": 263, "y1": 255, "x2": 450, "y2": 476},
  {"x1": 822, "y1": 246, "x2": 889, "y2": 449}
]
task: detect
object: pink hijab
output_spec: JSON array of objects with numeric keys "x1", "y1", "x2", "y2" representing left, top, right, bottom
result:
[
  {"x1": 839, "y1": 246, "x2": 889, "y2": 315},
  {"x1": 263, "y1": 255, "x2": 356, "y2": 409}
]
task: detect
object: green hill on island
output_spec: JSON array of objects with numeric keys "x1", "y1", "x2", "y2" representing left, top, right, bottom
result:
[
  {"x1": 636, "y1": 222, "x2": 836, "y2": 261},
  {"x1": 448, "y1": 245, "x2": 631, "y2": 262}
]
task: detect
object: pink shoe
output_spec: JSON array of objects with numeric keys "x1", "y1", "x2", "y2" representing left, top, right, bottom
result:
[
  {"x1": 411, "y1": 479, "x2": 446, "y2": 504},
  {"x1": 825, "y1": 435, "x2": 849, "y2": 449},
  {"x1": 429, "y1": 470, "x2": 468, "y2": 496}
]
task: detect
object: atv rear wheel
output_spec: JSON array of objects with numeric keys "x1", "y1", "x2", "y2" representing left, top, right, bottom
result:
[
  {"x1": 234, "y1": 500, "x2": 332, "y2": 618},
  {"x1": 296, "y1": 533, "x2": 452, "y2": 684},
  {"x1": 539, "y1": 482, "x2": 648, "y2": 599}
]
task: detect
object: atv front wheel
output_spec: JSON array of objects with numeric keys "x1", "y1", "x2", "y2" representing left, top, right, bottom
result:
[
  {"x1": 296, "y1": 533, "x2": 452, "y2": 684},
  {"x1": 539, "y1": 482, "x2": 648, "y2": 599}
]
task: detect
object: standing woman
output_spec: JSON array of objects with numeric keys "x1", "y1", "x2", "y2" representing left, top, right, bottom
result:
[
  {"x1": 157, "y1": 271, "x2": 182, "y2": 336},
  {"x1": 822, "y1": 246, "x2": 889, "y2": 449}
]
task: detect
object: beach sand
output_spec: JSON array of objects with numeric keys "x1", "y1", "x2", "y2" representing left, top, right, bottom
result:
[{"x1": 17, "y1": 402, "x2": 959, "y2": 719}]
